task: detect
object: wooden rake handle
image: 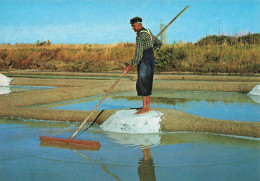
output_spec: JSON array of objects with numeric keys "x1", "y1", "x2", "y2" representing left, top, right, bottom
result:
[{"x1": 70, "y1": 72, "x2": 125, "y2": 140}]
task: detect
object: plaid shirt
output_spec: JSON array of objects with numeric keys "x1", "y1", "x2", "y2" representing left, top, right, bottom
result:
[{"x1": 131, "y1": 28, "x2": 163, "y2": 66}]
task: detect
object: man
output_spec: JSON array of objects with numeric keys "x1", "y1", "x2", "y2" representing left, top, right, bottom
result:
[{"x1": 124, "y1": 17, "x2": 163, "y2": 114}]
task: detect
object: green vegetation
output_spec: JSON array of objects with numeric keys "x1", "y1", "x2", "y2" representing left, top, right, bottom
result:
[
  {"x1": 195, "y1": 33, "x2": 260, "y2": 46},
  {"x1": 0, "y1": 33, "x2": 259, "y2": 75}
]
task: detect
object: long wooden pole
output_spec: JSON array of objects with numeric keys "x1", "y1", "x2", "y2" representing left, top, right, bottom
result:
[
  {"x1": 156, "y1": 6, "x2": 189, "y2": 38},
  {"x1": 70, "y1": 6, "x2": 189, "y2": 140},
  {"x1": 70, "y1": 73, "x2": 125, "y2": 139}
]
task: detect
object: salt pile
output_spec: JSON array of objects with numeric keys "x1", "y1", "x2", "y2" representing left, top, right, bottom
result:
[
  {"x1": 248, "y1": 85, "x2": 260, "y2": 104},
  {"x1": 0, "y1": 73, "x2": 13, "y2": 95},
  {"x1": 0, "y1": 73, "x2": 13, "y2": 86},
  {"x1": 0, "y1": 87, "x2": 11, "y2": 95},
  {"x1": 100, "y1": 109, "x2": 163, "y2": 134},
  {"x1": 248, "y1": 85, "x2": 260, "y2": 96}
]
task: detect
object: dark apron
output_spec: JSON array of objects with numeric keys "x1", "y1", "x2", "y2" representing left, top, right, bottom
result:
[{"x1": 136, "y1": 48, "x2": 155, "y2": 96}]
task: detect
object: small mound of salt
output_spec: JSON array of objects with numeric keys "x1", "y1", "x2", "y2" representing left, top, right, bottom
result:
[
  {"x1": 100, "y1": 110, "x2": 163, "y2": 134},
  {"x1": 248, "y1": 85, "x2": 260, "y2": 104},
  {"x1": 0, "y1": 87, "x2": 11, "y2": 95},
  {"x1": 0, "y1": 73, "x2": 13, "y2": 87},
  {"x1": 248, "y1": 85, "x2": 260, "y2": 96}
]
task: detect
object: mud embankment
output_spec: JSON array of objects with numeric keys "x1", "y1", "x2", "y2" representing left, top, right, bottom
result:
[{"x1": 0, "y1": 71, "x2": 259, "y2": 138}]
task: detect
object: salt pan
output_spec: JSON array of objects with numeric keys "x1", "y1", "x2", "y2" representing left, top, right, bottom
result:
[{"x1": 100, "y1": 109, "x2": 163, "y2": 134}]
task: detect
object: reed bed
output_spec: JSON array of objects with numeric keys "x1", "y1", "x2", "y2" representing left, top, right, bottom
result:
[
  {"x1": 0, "y1": 34, "x2": 259, "y2": 75},
  {"x1": 155, "y1": 43, "x2": 259, "y2": 74}
]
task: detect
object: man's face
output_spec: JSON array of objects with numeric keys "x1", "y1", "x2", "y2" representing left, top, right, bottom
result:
[{"x1": 131, "y1": 23, "x2": 142, "y2": 32}]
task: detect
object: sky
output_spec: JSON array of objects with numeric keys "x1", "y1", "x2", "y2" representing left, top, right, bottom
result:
[{"x1": 0, "y1": 0, "x2": 259, "y2": 44}]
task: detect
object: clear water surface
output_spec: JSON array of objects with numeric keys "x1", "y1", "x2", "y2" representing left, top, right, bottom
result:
[
  {"x1": 0, "y1": 118, "x2": 259, "y2": 181},
  {"x1": 45, "y1": 90, "x2": 260, "y2": 122}
]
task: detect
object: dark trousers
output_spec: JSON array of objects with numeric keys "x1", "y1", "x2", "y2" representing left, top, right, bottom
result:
[{"x1": 136, "y1": 48, "x2": 155, "y2": 96}]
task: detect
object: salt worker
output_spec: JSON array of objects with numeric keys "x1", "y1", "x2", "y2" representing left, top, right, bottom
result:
[{"x1": 124, "y1": 17, "x2": 163, "y2": 114}]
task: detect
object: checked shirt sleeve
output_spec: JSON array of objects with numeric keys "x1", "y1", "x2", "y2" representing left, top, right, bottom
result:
[{"x1": 131, "y1": 36, "x2": 144, "y2": 66}]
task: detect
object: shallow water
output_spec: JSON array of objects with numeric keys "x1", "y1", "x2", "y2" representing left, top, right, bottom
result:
[
  {"x1": 44, "y1": 90, "x2": 260, "y2": 122},
  {"x1": 11, "y1": 85, "x2": 55, "y2": 91},
  {"x1": 4, "y1": 73, "x2": 132, "y2": 80},
  {"x1": 0, "y1": 85, "x2": 55, "y2": 95},
  {"x1": 0, "y1": 118, "x2": 259, "y2": 181}
]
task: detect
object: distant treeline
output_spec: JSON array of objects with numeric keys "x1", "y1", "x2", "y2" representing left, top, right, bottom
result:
[{"x1": 0, "y1": 33, "x2": 259, "y2": 75}]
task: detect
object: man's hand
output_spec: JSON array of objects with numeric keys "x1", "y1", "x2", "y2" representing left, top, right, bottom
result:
[{"x1": 124, "y1": 63, "x2": 132, "y2": 74}]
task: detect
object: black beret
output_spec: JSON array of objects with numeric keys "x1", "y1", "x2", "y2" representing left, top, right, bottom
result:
[{"x1": 130, "y1": 17, "x2": 142, "y2": 24}]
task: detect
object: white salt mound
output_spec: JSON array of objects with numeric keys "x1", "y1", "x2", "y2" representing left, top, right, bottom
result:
[
  {"x1": 0, "y1": 73, "x2": 13, "y2": 86},
  {"x1": 248, "y1": 85, "x2": 260, "y2": 104},
  {"x1": 0, "y1": 74, "x2": 13, "y2": 95},
  {"x1": 248, "y1": 85, "x2": 260, "y2": 96},
  {"x1": 100, "y1": 110, "x2": 163, "y2": 134},
  {"x1": 0, "y1": 87, "x2": 11, "y2": 95}
]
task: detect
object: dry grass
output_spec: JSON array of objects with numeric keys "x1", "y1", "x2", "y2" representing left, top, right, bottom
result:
[{"x1": 0, "y1": 41, "x2": 259, "y2": 74}]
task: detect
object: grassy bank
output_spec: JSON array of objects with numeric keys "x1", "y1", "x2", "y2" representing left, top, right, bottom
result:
[{"x1": 0, "y1": 34, "x2": 259, "y2": 75}]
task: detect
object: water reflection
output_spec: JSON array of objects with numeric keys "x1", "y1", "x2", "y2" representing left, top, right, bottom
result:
[
  {"x1": 106, "y1": 133, "x2": 160, "y2": 147},
  {"x1": 138, "y1": 147, "x2": 156, "y2": 181},
  {"x1": 47, "y1": 90, "x2": 260, "y2": 122},
  {"x1": 0, "y1": 85, "x2": 55, "y2": 95},
  {"x1": 1, "y1": 117, "x2": 259, "y2": 181},
  {"x1": 248, "y1": 94, "x2": 260, "y2": 104},
  {"x1": 102, "y1": 131, "x2": 260, "y2": 180},
  {"x1": 102, "y1": 165, "x2": 121, "y2": 181}
]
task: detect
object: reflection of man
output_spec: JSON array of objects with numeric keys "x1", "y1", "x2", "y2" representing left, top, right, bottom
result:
[
  {"x1": 138, "y1": 148, "x2": 156, "y2": 181},
  {"x1": 124, "y1": 17, "x2": 162, "y2": 115}
]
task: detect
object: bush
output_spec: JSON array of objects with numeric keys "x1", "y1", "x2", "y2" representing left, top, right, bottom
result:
[
  {"x1": 67, "y1": 60, "x2": 96, "y2": 72},
  {"x1": 154, "y1": 49, "x2": 171, "y2": 71}
]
